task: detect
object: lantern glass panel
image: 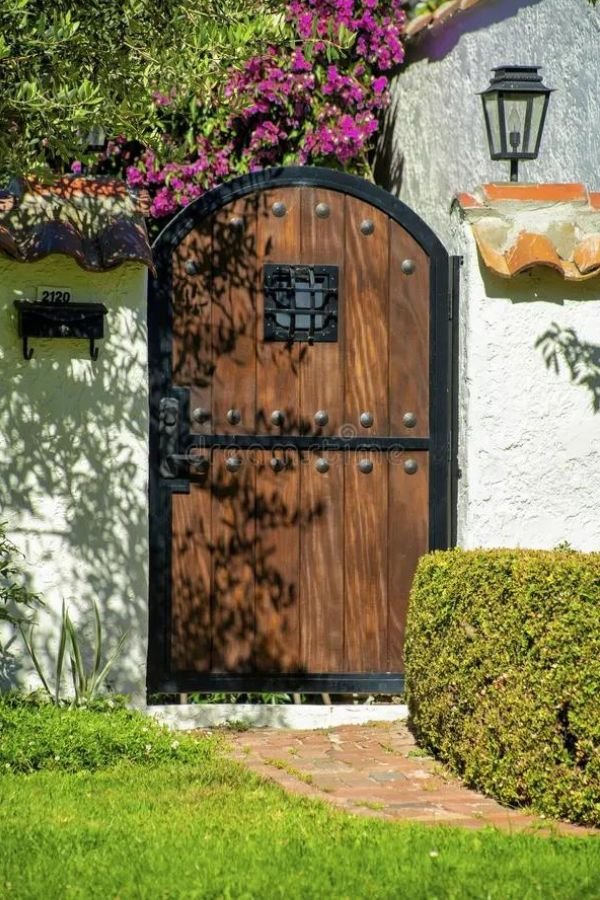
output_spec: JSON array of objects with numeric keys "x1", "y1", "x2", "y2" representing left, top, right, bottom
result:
[
  {"x1": 482, "y1": 91, "x2": 502, "y2": 157},
  {"x1": 528, "y1": 92, "x2": 548, "y2": 155},
  {"x1": 502, "y1": 93, "x2": 531, "y2": 155}
]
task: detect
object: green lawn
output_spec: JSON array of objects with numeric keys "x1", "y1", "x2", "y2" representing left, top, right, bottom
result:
[{"x1": 1, "y1": 748, "x2": 600, "y2": 899}]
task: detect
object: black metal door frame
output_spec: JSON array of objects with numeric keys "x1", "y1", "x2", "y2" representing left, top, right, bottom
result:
[{"x1": 147, "y1": 166, "x2": 458, "y2": 698}]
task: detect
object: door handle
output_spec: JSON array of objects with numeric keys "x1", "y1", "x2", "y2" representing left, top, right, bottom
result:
[{"x1": 159, "y1": 397, "x2": 180, "y2": 479}]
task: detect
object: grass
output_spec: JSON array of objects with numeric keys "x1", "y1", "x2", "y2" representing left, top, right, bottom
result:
[
  {"x1": 1, "y1": 749, "x2": 600, "y2": 899},
  {"x1": 263, "y1": 755, "x2": 315, "y2": 785}
]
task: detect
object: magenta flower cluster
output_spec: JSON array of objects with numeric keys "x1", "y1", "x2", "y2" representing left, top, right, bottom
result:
[{"x1": 103, "y1": 0, "x2": 406, "y2": 219}]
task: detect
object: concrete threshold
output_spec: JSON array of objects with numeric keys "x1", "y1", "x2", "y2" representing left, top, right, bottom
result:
[{"x1": 148, "y1": 703, "x2": 408, "y2": 731}]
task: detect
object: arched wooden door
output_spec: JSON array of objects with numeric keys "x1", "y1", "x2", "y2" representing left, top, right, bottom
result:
[{"x1": 148, "y1": 167, "x2": 453, "y2": 696}]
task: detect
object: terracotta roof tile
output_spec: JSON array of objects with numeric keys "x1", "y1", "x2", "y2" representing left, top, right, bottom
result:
[
  {"x1": 404, "y1": 12, "x2": 433, "y2": 37},
  {"x1": 505, "y1": 231, "x2": 563, "y2": 276},
  {"x1": 0, "y1": 176, "x2": 154, "y2": 272},
  {"x1": 403, "y1": 0, "x2": 486, "y2": 39},
  {"x1": 572, "y1": 234, "x2": 600, "y2": 274},
  {"x1": 588, "y1": 192, "x2": 600, "y2": 210},
  {"x1": 456, "y1": 184, "x2": 600, "y2": 281},
  {"x1": 455, "y1": 192, "x2": 484, "y2": 209},
  {"x1": 481, "y1": 183, "x2": 588, "y2": 205},
  {"x1": 432, "y1": 0, "x2": 461, "y2": 24}
]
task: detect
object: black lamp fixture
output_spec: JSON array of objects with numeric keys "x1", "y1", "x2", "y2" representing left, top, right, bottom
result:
[{"x1": 480, "y1": 66, "x2": 553, "y2": 182}]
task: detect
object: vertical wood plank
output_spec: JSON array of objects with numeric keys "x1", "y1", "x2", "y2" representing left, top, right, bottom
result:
[
  {"x1": 212, "y1": 197, "x2": 258, "y2": 434},
  {"x1": 300, "y1": 450, "x2": 345, "y2": 671},
  {"x1": 299, "y1": 188, "x2": 345, "y2": 436},
  {"x1": 255, "y1": 188, "x2": 302, "y2": 434},
  {"x1": 210, "y1": 450, "x2": 255, "y2": 672},
  {"x1": 171, "y1": 479, "x2": 212, "y2": 671},
  {"x1": 388, "y1": 221, "x2": 430, "y2": 437},
  {"x1": 254, "y1": 449, "x2": 301, "y2": 672},
  {"x1": 344, "y1": 451, "x2": 388, "y2": 671},
  {"x1": 343, "y1": 198, "x2": 390, "y2": 434},
  {"x1": 172, "y1": 225, "x2": 213, "y2": 433},
  {"x1": 387, "y1": 452, "x2": 429, "y2": 670}
]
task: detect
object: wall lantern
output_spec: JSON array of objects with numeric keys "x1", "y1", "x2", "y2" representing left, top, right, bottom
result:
[{"x1": 480, "y1": 66, "x2": 553, "y2": 182}]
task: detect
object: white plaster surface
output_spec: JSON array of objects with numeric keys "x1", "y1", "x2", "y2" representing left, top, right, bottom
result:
[
  {"x1": 380, "y1": 0, "x2": 600, "y2": 249},
  {"x1": 454, "y1": 217, "x2": 600, "y2": 551},
  {"x1": 0, "y1": 257, "x2": 149, "y2": 701},
  {"x1": 150, "y1": 703, "x2": 408, "y2": 731}
]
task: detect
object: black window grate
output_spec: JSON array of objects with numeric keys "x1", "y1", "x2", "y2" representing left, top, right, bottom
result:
[{"x1": 264, "y1": 264, "x2": 338, "y2": 342}]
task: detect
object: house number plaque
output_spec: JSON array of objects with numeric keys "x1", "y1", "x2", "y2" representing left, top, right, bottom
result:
[{"x1": 36, "y1": 286, "x2": 74, "y2": 304}]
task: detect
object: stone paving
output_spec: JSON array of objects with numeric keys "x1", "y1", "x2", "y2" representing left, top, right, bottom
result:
[{"x1": 226, "y1": 720, "x2": 593, "y2": 835}]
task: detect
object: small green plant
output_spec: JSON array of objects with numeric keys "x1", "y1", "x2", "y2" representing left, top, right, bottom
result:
[
  {"x1": 263, "y1": 757, "x2": 315, "y2": 786},
  {"x1": 0, "y1": 694, "x2": 213, "y2": 774},
  {"x1": 20, "y1": 599, "x2": 127, "y2": 707},
  {"x1": 0, "y1": 523, "x2": 40, "y2": 647},
  {"x1": 354, "y1": 800, "x2": 385, "y2": 811},
  {"x1": 189, "y1": 691, "x2": 292, "y2": 705},
  {"x1": 554, "y1": 540, "x2": 575, "y2": 552},
  {"x1": 407, "y1": 748, "x2": 431, "y2": 759}
]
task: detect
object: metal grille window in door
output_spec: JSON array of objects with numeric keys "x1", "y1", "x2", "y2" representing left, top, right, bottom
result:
[{"x1": 264, "y1": 264, "x2": 338, "y2": 342}]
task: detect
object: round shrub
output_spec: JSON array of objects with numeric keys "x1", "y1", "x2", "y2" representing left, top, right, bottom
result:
[
  {"x1": 0, "y1": 696, "x2": 215, "y2": 774},
  {"x1": 405, "y1": 548, "x2": 600, "y2": 827}
]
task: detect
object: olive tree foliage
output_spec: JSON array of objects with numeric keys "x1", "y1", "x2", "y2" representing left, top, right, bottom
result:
[{"x1": 0, "y1": 0, "x2": 286, "y2": 182}]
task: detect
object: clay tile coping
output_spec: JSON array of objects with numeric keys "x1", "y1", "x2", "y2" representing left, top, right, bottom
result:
[
  {"x1": 482, "y1": 183, "x2": 588, "y2": 204},
  {"x1": 0, "y1": 176, "x2": 154, "y2": 272},
  {"x1": 27, "y1": 176, "x2": 129, "y2": 201},
  {"x1": 402, "y1": 0, "x2": 485, "y2": 37},
  {"x1": 456, "y1": 183, "x2": 600, "y2": 281},
  {"x1": 455, "y1": 192, "x2": 484, "y2": 210},
  {"x1": 589, "y1": 192, "x2": 600, "y2": 210},
  {"x1": 22, "y1": 176, "x2": 150, "y2": 216}
]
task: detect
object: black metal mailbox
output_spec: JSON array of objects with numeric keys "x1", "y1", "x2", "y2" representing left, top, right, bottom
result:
[{"x1": 14, "y1": 301, "x2": 108, "y2": 360}]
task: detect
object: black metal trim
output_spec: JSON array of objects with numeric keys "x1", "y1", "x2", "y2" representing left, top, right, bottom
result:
[
  {"x1": 147, "y1": 166, "x2": 453, "y2": 698},
  {"x1": 449, "y1": 256, "x2": 461, "y2": 547},
  {"x1": 148, "y1": 672, "x2": 405, "y2": 697},
  {"x1": 151, "y1": 167, "x2": 448, "y2": 267},
  {"x1": 427, "y1": 249, "x2": 451, "y2": 551},
  {"x1": 264, "y1": 263, "x2": 339, "y2": 342},
  {"x1": 183, "y1": 434, "x2": 430, "y2": 451}
]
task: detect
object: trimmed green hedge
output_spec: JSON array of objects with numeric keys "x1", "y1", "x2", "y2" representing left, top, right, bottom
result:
[{"x1": 405, "y1": 548, "x2": 600, "y2": 827}]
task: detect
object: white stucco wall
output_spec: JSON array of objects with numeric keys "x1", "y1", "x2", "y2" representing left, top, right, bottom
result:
[
  {"x1": 380, "y1": 0, "x2": 600, "y2": 249},
  {"x1": 0, "y1": 257, "x2": 149, "y2": 701},
  {"x1": 454, "y1": 217, "x2": 600, "y2": 551}
]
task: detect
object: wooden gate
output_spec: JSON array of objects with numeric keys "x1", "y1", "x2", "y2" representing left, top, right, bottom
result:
[{"x1": 148, "y1": 167, "x2": 454, "y2": 696}]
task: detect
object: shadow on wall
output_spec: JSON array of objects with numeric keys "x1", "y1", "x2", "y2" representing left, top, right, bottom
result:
[
  {"x1": 481, "y1": 263, "x2": 600, "y2": 415},
  {"x1": 536, "y1": 323, "x2": 600, "y2": 414},
  {"x1": 374, "y1": 106, "x2": 404, "y2": 196},
  {"x1": 0, "y1": 263, "x2": 148, "y2": 697}
]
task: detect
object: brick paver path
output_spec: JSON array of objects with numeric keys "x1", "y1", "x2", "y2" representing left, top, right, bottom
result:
[{"x1": 227, "y1": 721, "x2": 592, "y2": 835}]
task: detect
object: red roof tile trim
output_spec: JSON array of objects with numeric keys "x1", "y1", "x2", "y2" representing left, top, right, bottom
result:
[
  {"x1": 0, "y1": 177, "x2": 154, "y2": 273},
  {"x1": 403, "y1": 0, "x2": 485, "y2": 39},
  {"x1": 454, "y1": 184, "x2": 600, "y2": 281}
]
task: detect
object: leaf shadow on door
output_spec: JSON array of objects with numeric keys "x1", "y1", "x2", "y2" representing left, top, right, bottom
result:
[
  {"x1": 169, "y1": 197, "x2": 329, "y2": 675},
  {"x1": 171, "y1": 452, "x2": 329, "y2": 676},
  {"x1": 172, "y1": 196, "x2": 315, "y2": 437}
]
